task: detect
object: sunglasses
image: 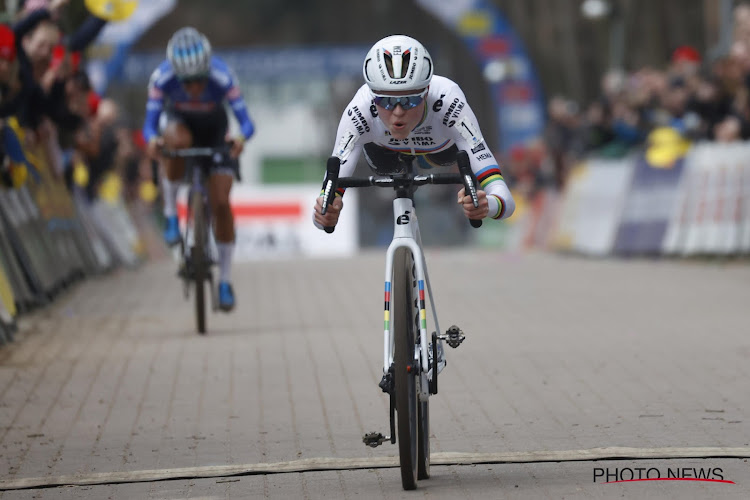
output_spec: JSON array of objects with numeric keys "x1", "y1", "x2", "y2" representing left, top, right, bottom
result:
[
  {"x1": 372, "y1": 89, "x2": 428, "y2": 111},
  {"x1": 180, "y1": 75, "x2": 208, "y2": 85}
]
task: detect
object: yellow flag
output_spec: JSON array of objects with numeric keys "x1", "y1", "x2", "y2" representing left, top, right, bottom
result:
[
  {"x1": 85, "y1": 0, "x2": 138, "y2": 21},
  {"x1": 645, "y1": 127, "x2": 691, "y2": 169}
]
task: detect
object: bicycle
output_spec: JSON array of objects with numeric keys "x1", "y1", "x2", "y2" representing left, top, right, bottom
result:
[
  {"x1": 321, "y1": 150, "x2": 481, "y2": 490},
  {"x1": 160, "y1": 146, "x2": 231, "y2": 334}
]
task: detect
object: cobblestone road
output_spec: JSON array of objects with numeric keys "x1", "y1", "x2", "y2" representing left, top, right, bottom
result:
[{"x1": 1, "y1": 251, "x2": 749, "y2": 498}]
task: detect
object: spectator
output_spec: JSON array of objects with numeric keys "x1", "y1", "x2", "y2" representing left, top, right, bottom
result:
[
  {"x1": 0, "y1": 24, "x2": 21, "y2": 118},
  {"x1": 543, "y1": 96, "x2": 580, "y2": 187},
  {"x1": 542, "y1": 1, "x2": 750, "y2": 186},
  {"x1": 578, "y1": 99, "x2": 614, "y2": 153}
]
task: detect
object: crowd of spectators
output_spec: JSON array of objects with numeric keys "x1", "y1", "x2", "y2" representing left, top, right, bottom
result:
[
  {"x1": 0, "y1": 0, "x2": 147, "y2": 204},
  {"x1": 538, "y1": 2, "x2": 750, "y2": 191}
]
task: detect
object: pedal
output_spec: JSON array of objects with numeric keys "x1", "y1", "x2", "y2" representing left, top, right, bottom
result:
[
  {"x1": 363, "y1": 432, "x2": 390, "y2": 448},
  {"x1": 440, "y1": 325, "x2": 466, "y2": 348}
]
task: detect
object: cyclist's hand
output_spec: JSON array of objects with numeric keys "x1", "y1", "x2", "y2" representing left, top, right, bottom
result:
[
  {"x1": 457, "y1": 188, "x2": 489, "y2": 220},
  {"x1": 313, "y1": 196, "x2": 343, "y2": 229},
  {"x1": 226, "y1": 135, "x2": 245, "y2": 159},
  {"x1": 147, "y1": 137, "x2": 164, "y2": 160}
]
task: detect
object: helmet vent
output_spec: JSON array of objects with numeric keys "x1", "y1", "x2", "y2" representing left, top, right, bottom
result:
[
  {"x1": 420, "y1": 57, "x2": 432, "y2": 82},
  {"x1": 384, "y1": 47, "x2": 411, "y2": 79}
]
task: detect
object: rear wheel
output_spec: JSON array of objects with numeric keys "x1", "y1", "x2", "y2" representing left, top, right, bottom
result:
[
  {"x1": 393, "y1": 247, "x2": 418, "y2": 490},
  {"x1": 190, "y1": 190, "x2": 207, "y2": 334}
]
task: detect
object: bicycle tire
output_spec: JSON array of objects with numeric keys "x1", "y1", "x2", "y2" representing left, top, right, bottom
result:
[
  {"x1": 415, "y1": 264, "x2": 430, "y2": 479},
  {"x1": 417, "y1": 387, "x2": 430, "y2": 479},
  {"x1": 190, "y1": 190, "x2": 207, "y2": 334},
  {"x1": 393, "y1": 247, "x2": 418, "y2": 490}
]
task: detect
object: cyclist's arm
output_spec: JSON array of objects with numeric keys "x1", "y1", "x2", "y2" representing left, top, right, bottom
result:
[
  {"x1": 312, "y1": 99, "x2": 368, "y2": 230},
  {"x1": 225, "y1": 89, "x2": 254, "y2": 140},
  {"x1": 325, "y1": 101, "x2": 368, "y2": 199},
  {"x1": 142, "y1": 67, "x2": 166, "y2": 144},
  {"x1": 313, "y1": 88, "x2": 374, "y2": 229},
  {"x1": 214, "y1": 61, "x2": 254, "y2": 140},
  {"x1": 448, "y1": 92, "x2": 515, "y2": 220}
]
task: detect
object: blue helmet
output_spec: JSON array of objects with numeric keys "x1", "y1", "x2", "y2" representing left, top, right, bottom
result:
[{"x1": 166, "y1": 27, "x2": 212, "y2": 79}]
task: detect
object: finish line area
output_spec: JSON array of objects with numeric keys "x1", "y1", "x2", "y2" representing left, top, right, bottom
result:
[{"x1": 2, "y1": 447, "x2": 749, "y2": 490}]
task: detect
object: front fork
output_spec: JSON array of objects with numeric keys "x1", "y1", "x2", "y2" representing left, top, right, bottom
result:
[
  {"x1": 181, "y1": 183, "x2": 215, "y2": 308},
  {"x1": 383, "y1": 240, "x2": 431, "y2": 380}
]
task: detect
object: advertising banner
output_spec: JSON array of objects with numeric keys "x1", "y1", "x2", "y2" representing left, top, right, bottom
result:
[
  {"x1": 572, "y1": 157, "x2": 632, "y2": 256},
  {"x1": 177, "y1": 185, "x2": 358, "y2": 261},
  {"x1": 742, "y1": 153, "x2": 750, "y2": 254},
  {"x1": 415, "y1": 0, "x2": 545, "y2": 153},
  {"x1": 552, "y1": 158, "x2": 632, "y2": 256},
  {"x1": 672, "y1": 143, "x2": 750, "y2": 255},
  {"x1": 121, "y1": 46, "x2": 367, "y2": 86},
  {"x1": 613, "y1": 151, "x2": 687, "y2": 255}
]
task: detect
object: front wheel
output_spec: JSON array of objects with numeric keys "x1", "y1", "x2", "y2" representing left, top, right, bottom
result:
[
  {"x1": 418, "y1": 396, "x2": 430, "y2": 479},
  {"x1": 190, "y1": 190, "x2": 208, "y2": 334},
  {"x1": 393, "y1": 247, "x2": 420, "y2": 490}
]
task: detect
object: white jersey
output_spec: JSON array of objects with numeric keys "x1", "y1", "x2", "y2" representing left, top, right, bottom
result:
[{"x1": 332, "y1": 75, "x2": 515, "y2": 220}]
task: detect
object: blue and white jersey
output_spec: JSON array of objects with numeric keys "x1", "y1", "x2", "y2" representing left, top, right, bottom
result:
[{"x1": 142, "y1": 56, "x2": 255, "y2": 142}]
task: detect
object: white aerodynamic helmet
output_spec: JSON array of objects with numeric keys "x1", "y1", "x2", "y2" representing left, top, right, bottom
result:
[
  {"x1": 363, "y1": 34, "x2": 434, "y2": 93},
  {"x1": 167, "y1": 27, "x2": 212, "y2": 80}
]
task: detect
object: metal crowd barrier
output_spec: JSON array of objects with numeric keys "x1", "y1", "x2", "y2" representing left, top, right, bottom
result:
[{"x1": 0, "y1": 126, "x2": 153, "y2": 346}]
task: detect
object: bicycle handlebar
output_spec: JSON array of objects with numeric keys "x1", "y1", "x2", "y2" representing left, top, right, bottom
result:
[
  {"x1": 332, "y1": 173, "x2": 467, "y2": 188},
  {"x1": 321, "y1": 150, "x2": 482, "y2": 233},
  {"x1": 160, "y1": 145, "x2": 232, "y2": 159}
]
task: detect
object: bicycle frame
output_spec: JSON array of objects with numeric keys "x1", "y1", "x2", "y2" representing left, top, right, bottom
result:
[
  {"x1": 321, "y1": 151, "x2": 479, "y2": 384},
  {"x1": 183, "y1": 162, "x2": 212, "y2": 257},
  {"x1": 162, "y1": 146, "x2": 232, "y2": 323},
  {"x1": 383, "y1": 197, "x2": 440, "y2": 386}
]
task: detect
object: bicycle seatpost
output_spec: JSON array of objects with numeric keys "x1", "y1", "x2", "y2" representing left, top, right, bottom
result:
[
  {"x1": 321, "y1": 156, "x2": 340, "y2": 234},
  {"x1": 456, "y1": 150, "x2": 482, "y2": 228}
]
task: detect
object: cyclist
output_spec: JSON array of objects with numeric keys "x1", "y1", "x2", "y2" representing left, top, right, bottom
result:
[
  {"x1": 313, "y1": 34, "x2": 515, "y2": 230},
  {"x1": 143, "y1": 27, "x2": 255, "y2": 312}
]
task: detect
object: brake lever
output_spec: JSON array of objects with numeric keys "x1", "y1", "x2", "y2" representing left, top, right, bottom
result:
[
  {"x1": 456, "y1": 150, "x2": 482, "y2": 228},
  {"x1": 321, "y1": 156, "x2": 340, "y2": 234}
]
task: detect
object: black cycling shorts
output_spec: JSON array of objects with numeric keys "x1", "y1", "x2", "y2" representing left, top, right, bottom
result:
[
  {"x1": 162, "y1": 107, "x2": 239, "y2": 175},
  {"x1": 363, "y1": 143, "x2": 459, "y2": 174},
  {"x1": 163, "y1": 107, "x2": 227, "y2": 146}
]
